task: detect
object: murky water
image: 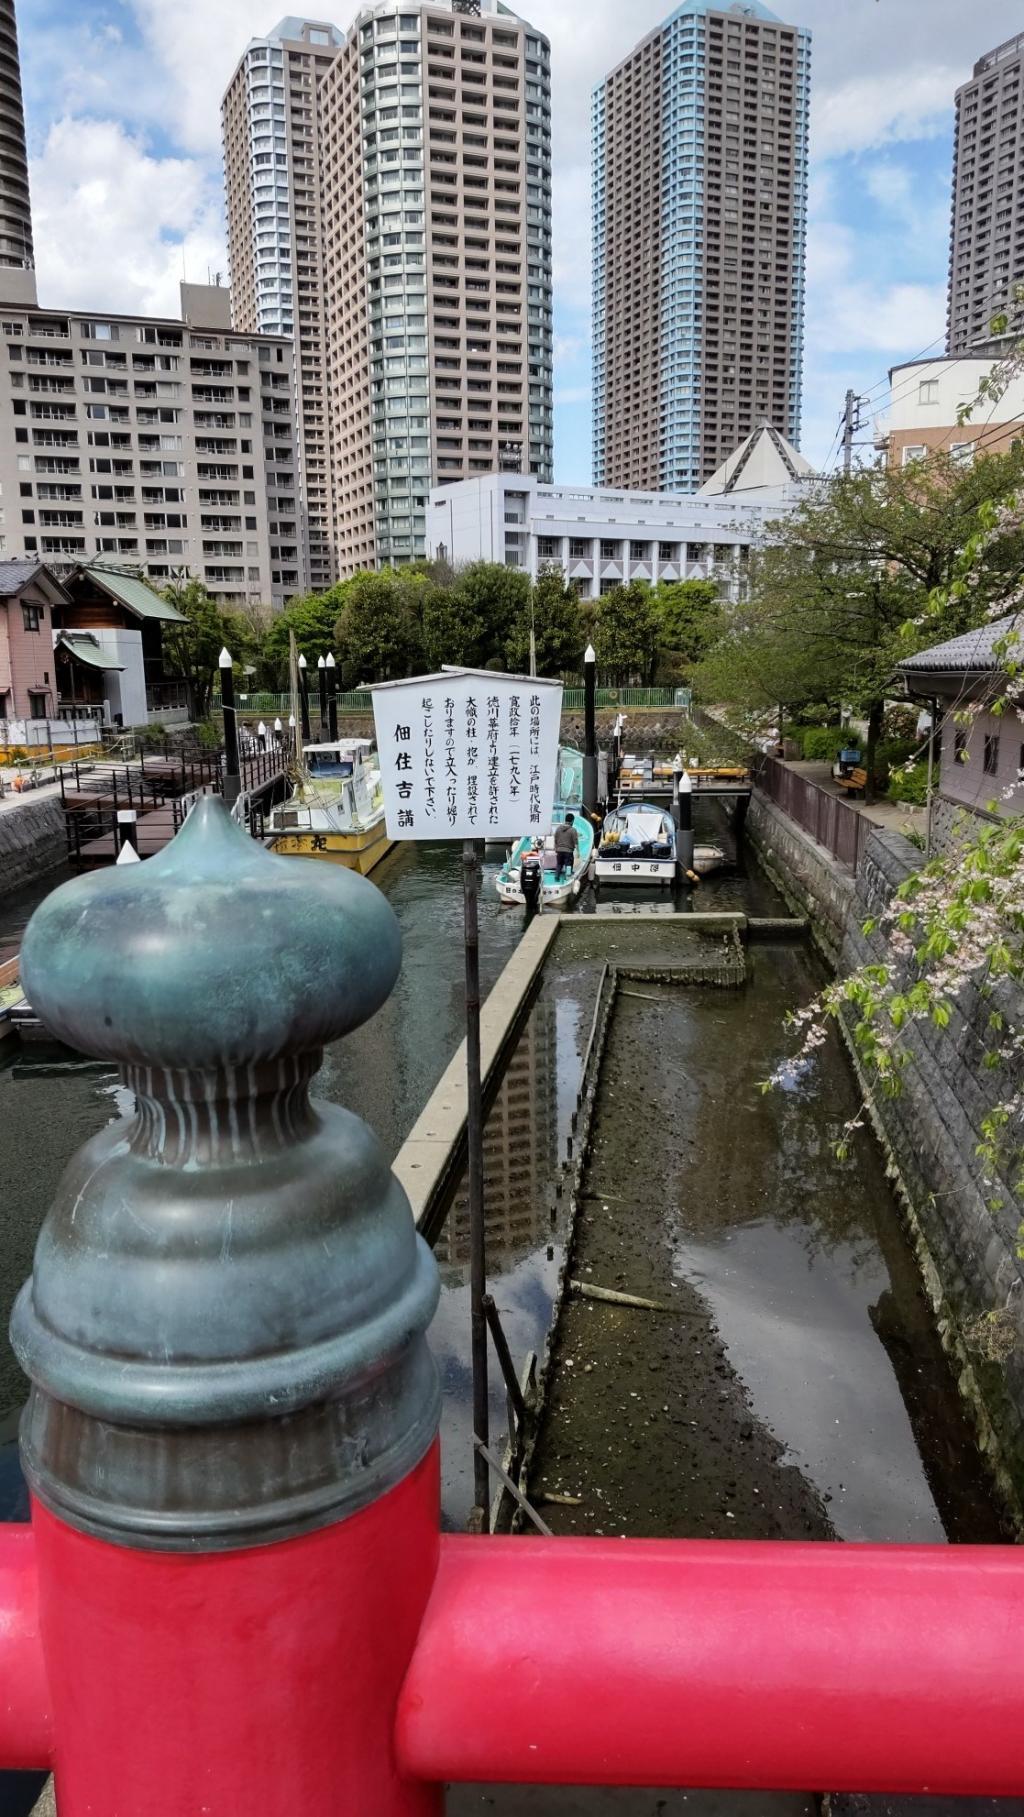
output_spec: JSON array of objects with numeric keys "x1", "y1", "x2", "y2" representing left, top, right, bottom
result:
[{"x1": 0, "y1": 823, "x2": 1014, "y2": 1817}]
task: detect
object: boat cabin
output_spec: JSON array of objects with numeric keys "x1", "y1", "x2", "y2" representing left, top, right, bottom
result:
[{"x1": 302, "y1": 740, "x2": 374, "y2": 781}]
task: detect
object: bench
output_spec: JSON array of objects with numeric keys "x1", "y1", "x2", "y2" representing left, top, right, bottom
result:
[{"x1": 834, "y1": 767, "x2": 867, "y2": 798}]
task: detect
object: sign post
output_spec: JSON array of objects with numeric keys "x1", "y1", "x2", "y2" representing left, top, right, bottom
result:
[{"x1": 372, "y1": 669, "x2": 562, "y2": 1526}]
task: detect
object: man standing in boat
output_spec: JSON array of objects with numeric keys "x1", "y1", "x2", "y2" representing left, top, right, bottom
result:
[{"x1": 553, "y1": 811, "x2": 579, "y2": 881}]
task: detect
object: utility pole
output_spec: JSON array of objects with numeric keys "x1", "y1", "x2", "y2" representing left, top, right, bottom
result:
[{"x1": 842, "y1": 388, "x2": 865, "y2": 476}]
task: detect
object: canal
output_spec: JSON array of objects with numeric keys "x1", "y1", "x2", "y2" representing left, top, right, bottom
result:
[{"x1": 0, "y1": 822, "x2": 1015, "y2": 1815}]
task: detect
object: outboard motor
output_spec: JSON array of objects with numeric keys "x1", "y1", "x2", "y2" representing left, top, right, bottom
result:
[{"x1": 521, "y1": 853, "x2": 542, "y2": 918}]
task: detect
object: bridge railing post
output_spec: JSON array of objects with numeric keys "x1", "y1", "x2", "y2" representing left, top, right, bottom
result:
[{"x1": 14, "y1": 798, "x2": 443, "y2": 1816}]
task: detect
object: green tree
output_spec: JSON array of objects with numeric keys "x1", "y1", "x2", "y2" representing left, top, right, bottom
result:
[
  {"x1": 421, "y1": 584, "x2": 484, "y2": 670},
  {"x1": 262, "y1": 586, "x2": 352, "y2": 685},
  {"x1": 652, "y1": 579, "x2": 725, "y2": 669},
  {"x1": 161, "y1": 579, "x2": 240, "y2": 721},
  {"x1": 506, "y1": 569, "x2": 585, "y2": 676},
  {"x1": 593, "y1": 580, "x2": 661, "y2": 685},
  {"x1": 695, "y1": 447, "x2": 1024, "y2": 797},
  {"x1": 334, "y1": 571, "x2": 425, "y2": 683},
  {"x1": 450, "y1": 562, "x2": 531, "y2": 667}
]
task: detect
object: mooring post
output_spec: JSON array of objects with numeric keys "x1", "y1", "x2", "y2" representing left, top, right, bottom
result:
[
  {"x1": 327, "y1": 653, "x2": 339, "y2": 743},
  {"x1": 317, "y1": 655, "x2": 328, "y2": 739},
  {"x1": 116, "y1": 808, "x2": 138, "y2": 857},
  {"x1": 298, "y1": 654, "x2": 312, "y2": 744},
  {"x1": 15, "y1": 801, "x2": 442, "y2": 1815},
  {"x1": 219, "y1": 646, "x2": 241, "y2": 807},
  {"x1": 677, "y1": 764, "x2": 695, "y2": 877},
  {"x1": 583, "y1": 643, "x2": 598, "y2": 817},
  {"x1": 462, "y1": 837, "x2": 490, "y2": 1524}
]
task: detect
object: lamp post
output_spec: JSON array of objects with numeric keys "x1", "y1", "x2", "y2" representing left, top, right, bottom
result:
[
  {"x1": 583, "y1": 642, "x2": 598, "y2": 816},
  {"x1": 298, "y1": 654, "x2": 311, "y2": 744},
  {"x1": 288, "y1": 714, "x2": 297, "y2": 759},
  {"x1": 676, "y1": 759, "x2": 695, "y2": 879},
  {"x1": 317, "y1": 656, "x2": 328, "y2": 739},
  {"x1": 219, "y1": 647, "x2": 241, "y2": 807},
  {"x1": 327, "y1": 652, "x2": 338, "y2": 743}
]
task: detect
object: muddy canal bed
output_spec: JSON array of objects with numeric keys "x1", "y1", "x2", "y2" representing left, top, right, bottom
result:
[{"x1": 529, "y1": 947, "x2": 1006, "y2": 1545}]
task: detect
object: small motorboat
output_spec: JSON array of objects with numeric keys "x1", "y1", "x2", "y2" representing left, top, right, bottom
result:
[
  {"x1": 496, "y1": 747, "x2": 595, "y2": 908},
  {"x1": 268, "y1": 740, "x2": 395, "y2": 875},
  {"x1": 595, "y1": 803, "x2": 677, "y2": 885}
]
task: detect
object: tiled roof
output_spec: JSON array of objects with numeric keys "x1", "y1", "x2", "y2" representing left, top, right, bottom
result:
[
  {"x1": 55, "y1": 635, "x2": 125, "y2": 673},
  {"x1": 0, "y1": 558, "x2": 47, "y2": 597},
  {"x1": 79, "y1": 564, "x2": 185, "y2": 623},
  {"x1": 898, "y1": 615, "x2": 1023, "y2": 674}
]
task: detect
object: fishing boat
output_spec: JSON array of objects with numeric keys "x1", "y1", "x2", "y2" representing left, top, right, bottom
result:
[
  {"x1": 594, "y1": 802, "x2": 677, "y2": 886},
  {"x1": 496, "y1": 747, "x2": 595, "y2": 908},
  {"x1": 267, "y1": 739, "x2": 395, "y2": 876}
]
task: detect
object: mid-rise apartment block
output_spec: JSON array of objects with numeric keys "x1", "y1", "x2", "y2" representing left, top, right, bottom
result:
[
  {"x1": 0, "y1": 284, "x2": 303, "y2": 608},
  {"x1": 948, "y1": 32, "x2": 1024, "y2": 355},
  {"x1": 592, "y1": 0, "x2": 810, "y2": 494},
  {"x1": 223, "y1": 18, "x2": 344, "y2": 593},
  {"x1": 223, "y1": 2, "x2": 554, "y2": 577}
]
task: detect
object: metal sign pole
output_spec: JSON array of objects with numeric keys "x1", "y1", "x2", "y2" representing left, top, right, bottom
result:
[{"x1": 463, "y1": 836, "x2": 490, "y2": 1524}]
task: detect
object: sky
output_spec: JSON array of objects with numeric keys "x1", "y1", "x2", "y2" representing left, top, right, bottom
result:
[{"x1": 15, "y1": 0, "x2": 1024, "y2": 482}]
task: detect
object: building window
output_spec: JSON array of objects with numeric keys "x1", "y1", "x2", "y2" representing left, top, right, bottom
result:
[
  {"x1": 954, "y1": 727, "x2": 968, "y2": 765},
  {"x1": 630, "y1": 540, "x2": 649, "y2": 560},
  {"x1": 28, "y1": 690, "x2": 48, "y2": 719},
  {"x1": 537, "y1": 535, "x2": 558, "y2": 558},
  {"x1": 568, "y1": 538, "x2": 590, "y2": 559},
  {"x1": 658, "y1": 541, "x2": 677, "y2": 561},
  {"x1": 918, "y1": 379, "x2": 940, "y2": 404},
  {"x1": 951, "y1": 441, "x2": 975, "y2": 466},
  {"x1": 984, "y1": 731, "x2": 1000, "y2": 776},
  {"x1": 902, "y1": 445, "x2": 926, "y2": 465},
  {"x1": 600, "y1": 539, "x2": 620, "y2": 560},
  {"x1": 21, "y1": 603, "x2": 42, "y2": 632}
]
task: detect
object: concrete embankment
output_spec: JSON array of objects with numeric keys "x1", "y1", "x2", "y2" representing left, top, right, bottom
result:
[
  {"x1": 0, "y1": 796, "x2": 67, "y2": 901},
  {"x1": 746, "y1": 789, "x2": 1024, "y2": 1517}
]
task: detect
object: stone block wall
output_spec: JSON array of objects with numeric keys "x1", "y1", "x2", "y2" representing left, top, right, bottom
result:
[
  {"x1": 843, "y1": 828, "x2": 1024, "y2": 1504},
  {"x1": 746, "y1": 793, "x2": 855, "y2": 965},
  {"x1": 0, "y1": 796, "x2": 67, "y2": 900}
]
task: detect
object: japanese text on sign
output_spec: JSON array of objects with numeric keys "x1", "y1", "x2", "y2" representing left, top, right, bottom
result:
[{"x1": 371, "y1": 670, "x2": 563, "y2": 841}]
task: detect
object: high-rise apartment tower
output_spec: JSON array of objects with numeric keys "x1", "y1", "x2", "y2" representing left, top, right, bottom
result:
[
  {"x1": 592, "y1": 0, "x2": 810, "y2": 493},
  {"x1": 0, "y1": 0, "x2": 35, "y2": 302},
  {"x1": 223, "y1": 18, "x2": 344, "y2": 593},
  {"x1": 223, "y1": 2, "x2": 554, "y2": 576},
  {"x1": 948, "y1": 32, "x2": 1024, "y2": 355}
]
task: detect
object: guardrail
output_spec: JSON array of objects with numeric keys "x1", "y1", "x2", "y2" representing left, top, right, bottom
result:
[{"x1": 751, "y1": 752, "x2": 866, "y2": 872}]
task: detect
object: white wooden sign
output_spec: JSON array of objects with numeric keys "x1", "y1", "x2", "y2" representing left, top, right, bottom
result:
[{"x1": 370, "y1": 668, "x2": 563, "y2": 841}]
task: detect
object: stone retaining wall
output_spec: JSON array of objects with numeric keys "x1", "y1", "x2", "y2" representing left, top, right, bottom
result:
[
  {"x1": 844, "y1": 828, "x2": 1024, "y2": 1509},
  {"x1": 0, "y1": 796, "x2": 67, "y2": 900},
  {"x1": 749, "y1": 781, "x2": 1024, "y2": 1513},
  {"x1": 746, "y1": 792, "x2": 855, "y2": 965}
]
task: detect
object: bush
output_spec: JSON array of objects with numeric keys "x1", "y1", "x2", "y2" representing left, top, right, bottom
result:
[
  {"x1": 883, "y1": 704, "x2": 918, "y2": 743},
  {"x1": 193, "y1": 720, "x2": 222, "y2": 752},
  {"x1": 802, "y1": 726, "x2": 849, "y2": 762},
  {"x1": 887, "y1": 761, "x2": 929, "y2": 805},
  {"x1": 874, "y1": 737, "x2": 917, "y2": 788}
]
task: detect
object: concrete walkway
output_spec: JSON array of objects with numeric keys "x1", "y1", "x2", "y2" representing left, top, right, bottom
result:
[{"x1": 782, "y1": 758, "x2": 927, "y2": 840}]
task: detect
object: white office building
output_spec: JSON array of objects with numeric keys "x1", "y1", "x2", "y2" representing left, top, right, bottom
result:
[{"x1": 427, "y1": 423, "x2": 814, "y2": 598}]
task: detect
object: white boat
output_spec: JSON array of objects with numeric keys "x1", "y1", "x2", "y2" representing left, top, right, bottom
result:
[
  {"x1": 496, "y1": 747, "x2": 595, "y2": 908},
  {"x1": 268, "y1": 740, "x2": 395, "y2": 876},
  {"x1": 595, "y1": 802, "x2": 677, "y2": 885}
]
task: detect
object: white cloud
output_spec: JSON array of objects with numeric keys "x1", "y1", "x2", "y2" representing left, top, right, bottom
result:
[
  {"x1": 30, "y1": 118, "x2": 226, "y2": 318},
  {"x1": 811, "y1": 67, "x2": 959, "y2": 161}
]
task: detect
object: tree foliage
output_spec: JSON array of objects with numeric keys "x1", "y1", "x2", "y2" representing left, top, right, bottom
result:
[
  {"x1": 592, "y1": 580, "x2": 662, "y2": 684},
  {"x1": 160, "y1": 579, "x2": 255, "y2": 721},
  {"x1": 695, "y1": 447, "x2": 1024, "y2": 796},
  {"x1": 506, "y1": 568, "x2": 585, "y2": 676}
]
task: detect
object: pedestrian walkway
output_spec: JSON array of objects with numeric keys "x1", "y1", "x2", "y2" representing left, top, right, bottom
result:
[{"x1": 782, "y1": 758, "x2": 927, "y2": 838}]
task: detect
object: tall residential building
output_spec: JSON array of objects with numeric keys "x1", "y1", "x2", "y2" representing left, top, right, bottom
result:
[
  {"x1": 0, "y1": 0, "x2": 36, "y2": 304},
  {"x1": 222, "y1": 18, "x2": 345, "y2": 594},
  {"x1": 948, "y1": 33, "x2": 1024, "y2": 356},
  {"x1": 0, "y1": 284, "x2": 303, "y2": 608},
  {"x1": 592, "y1": 0, "x2": 810, "y2": 495},
  {"x1": 222, "y1": 1, "x2": 554, "y2": 577}
]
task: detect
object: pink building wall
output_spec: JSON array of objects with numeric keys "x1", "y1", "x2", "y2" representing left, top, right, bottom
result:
[
  {"x1": 940, "y1": 705, "x2": 1024, "y2": 819},
  {"x1": 0, "y1": 585, "x2": 57, "y2": 721}
]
